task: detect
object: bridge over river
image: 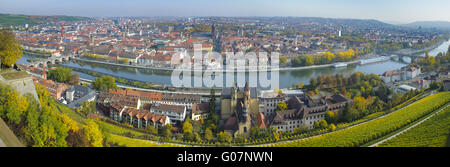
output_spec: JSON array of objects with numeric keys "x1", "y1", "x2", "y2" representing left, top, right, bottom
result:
[{"x1": 24, "y1": 55, "x2": 75, "y2": 67}]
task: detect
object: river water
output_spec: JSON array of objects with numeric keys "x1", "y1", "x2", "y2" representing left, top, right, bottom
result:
[{"x1": 19, "y1": 38, "x2": 450, "y2": 90}]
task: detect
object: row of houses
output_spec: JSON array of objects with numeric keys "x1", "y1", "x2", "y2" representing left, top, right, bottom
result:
[
  {"x1": 381, "y1": 65, "x2": 421, "y2": 83},
  {"x1": 109, "y1": 102, "x2": 170, "y2": 128},
  {"x1": 33, "y1": 77, "x2": 69, "y2": 100},
  {"x1": 98, "y1": 88, "x2": 209, "y2": 126}
]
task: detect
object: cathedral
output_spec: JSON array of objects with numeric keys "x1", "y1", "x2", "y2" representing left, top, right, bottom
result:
[{"x1": 220, "y1": 82, "x2": 259, "y2": 138}]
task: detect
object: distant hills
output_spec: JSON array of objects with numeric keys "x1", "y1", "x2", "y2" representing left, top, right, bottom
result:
[
  {"x1": 0, "y1": 13, "x2": 90, "y2": 26},
  {"x1": 403, "y1": 21, "x2": 450, "y2": 29}
]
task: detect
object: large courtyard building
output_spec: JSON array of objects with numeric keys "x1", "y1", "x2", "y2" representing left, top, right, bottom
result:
[{"x1": 267, "y1": 94, "x2": 352, "y2": 132}]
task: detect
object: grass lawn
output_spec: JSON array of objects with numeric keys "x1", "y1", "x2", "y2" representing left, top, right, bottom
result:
[
  {"x1": 105, "y1": 134, "x2": 183, "y2": 147},
  {"x1": 105, "y1": 134, "x2": 158, "y2": 147},
  {"x1": 1, "y1": 71, "x2": 30, "y2": 80},
  {"x1": 97, "y1": 121, "x2": 148, "y2": 137},
  {"x1": 56, "y1": 103, "x2": 86, "y2": 123},
  {"x1": 0, "y1": 118, "x2": 24, "y2": 147}
]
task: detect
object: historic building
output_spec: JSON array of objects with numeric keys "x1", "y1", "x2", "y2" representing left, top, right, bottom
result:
[
  {"x1": 220, "y1": 82, "x2": 258, "y2": 138},
  {"x1": 191, "y1": 102, "x2": 210, "y2": 121},
  {"x1": 108, "y1": 101, "x2": 170, "y2": 128},
  {"x1": 267, "y1": 94, "x2": 352, "y2": 132},
  {"x1": 33, "y1": 77, "x2": 69, "y2": 100}
]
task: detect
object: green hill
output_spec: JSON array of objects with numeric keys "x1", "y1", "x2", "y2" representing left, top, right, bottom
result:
[{"x1": 0, "y1": 13, "x2": 90, "y2": 26}]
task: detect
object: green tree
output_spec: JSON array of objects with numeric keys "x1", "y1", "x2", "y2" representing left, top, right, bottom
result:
[
  {"x1": 305, "y1": 55, "x2": 314, "y2": 66},
  {"x1": 204, "y1": 128, "x2": 213, "y2": 141},
  {"x1": 47, "y1": 67, "x2": 73, "y2": 83},
  {"x1": 310, "y1": 77, "x2": 317, "y2": 89},
  {"x1": 319, "y1": 120, "x2": 328, "y2": 129},
  {"x1": 182, "y1": 120, "x2": 193, "y2": 140},
  {"x1": 325, "y1": 111, "x2": 337, "y2": 124},
  {"x1": 146, "y1": 125, "x2": 158, "y2": 135},
  {"x1": 250, "y1": 126, "x2": 260, "y2": 138},
  {"x1": 80, "y1": 101, "x2": 96, "y2": 116},
  {"x1": 160, "y1": 124, "x2": 172, "y2": 139},
  {"x1": 22, "y1": 94, "x2": 41, "y2": 145},
  {"x1": 279, "y1": 56, "x2": 287, "y2": 65},
  {"x1": 313, "y1": 121, "x2": 320, "y2": 129},
  {"x1": 328, "y1": 123, "x2": 336, "y2": 131},
  {"x1": 429, "y1": 82, "x2": 440, "y2": 90},
  {"x1": 68, "y1": 73, "x2": 80, "y2": 85},
  {"x1": 209, "y1": 89, "x2": 216, "y2": 113},
  {"x1": 93, "y1": 75, "x2": 118, "y2": 91},
  {"x1": 217, "y1": 131, "x2": 232, "y2": 144},
  {"x1": 0, "y1": 86, "x2": 28, "y2": 125},
  {"x1": 0, "y1": 29, "x2": 22, "y2": 68}
]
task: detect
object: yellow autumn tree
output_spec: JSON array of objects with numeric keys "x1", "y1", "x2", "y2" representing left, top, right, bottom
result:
[
  {"x1": 83, "y1": 120, "x2": 104, "y2": 147},
  {"x1": 59, "y1": 113, "x2": 79, "y2": 133},
  {"x1": 0, "y1": 29, "x2": 23, "y2": 68}
]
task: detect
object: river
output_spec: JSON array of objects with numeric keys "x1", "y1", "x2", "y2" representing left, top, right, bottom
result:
[{"x1": 19, "y1": 38, "x2": 450, "y2": 90}]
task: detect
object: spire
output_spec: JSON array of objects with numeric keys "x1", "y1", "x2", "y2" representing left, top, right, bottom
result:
[
  {"x1": 42, "y1": 64, "x2": 46, "y2": 80},
  {"x1": 244, "y1": 81, "x2": 249, "y2": 91}
]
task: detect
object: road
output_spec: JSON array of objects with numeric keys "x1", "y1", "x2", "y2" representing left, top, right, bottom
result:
[{"x1": 368, "y1": 103, "x2": 449, "y2": 147}]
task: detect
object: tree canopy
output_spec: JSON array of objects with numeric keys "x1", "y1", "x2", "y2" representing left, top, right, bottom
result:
[
  {"x1": 82, "y1": 120, "x2": 104, "y2": 147},
  {"x1": 0, "y1": 29, "x2": 22, "y2": 68},
  {"x1": 47, "y1": 67, "x2": 73, "y2": 83},
  {"x1": 92, "y1": 75, "x2": 118, "y2": 91}
]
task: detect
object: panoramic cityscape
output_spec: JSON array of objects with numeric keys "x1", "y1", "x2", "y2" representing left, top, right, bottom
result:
[{"x1": 0, "y1": 0, "x2": 449, "y2": 156}]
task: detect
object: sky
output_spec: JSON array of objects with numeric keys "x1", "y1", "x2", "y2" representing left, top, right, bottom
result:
[{"x1": 1, "y1": 0, "x2": 449, "y2": 24}]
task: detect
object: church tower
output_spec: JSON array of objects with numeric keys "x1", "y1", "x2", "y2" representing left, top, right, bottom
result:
[
  {"x1": 60, "y1": 24, "x2": 64, "y2": 43},
  {"x1": 244, "y1": 81, "x2": 250, "y2": 101}
]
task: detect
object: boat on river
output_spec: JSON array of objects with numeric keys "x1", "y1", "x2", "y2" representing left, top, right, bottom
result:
[{"x1": 333, "y1": 62, "x2": 347, "y2": 68}]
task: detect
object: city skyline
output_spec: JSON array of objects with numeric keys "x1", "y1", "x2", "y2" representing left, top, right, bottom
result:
[{"x1": 0, "y1": 0, "x2": 450, "y2": 24}]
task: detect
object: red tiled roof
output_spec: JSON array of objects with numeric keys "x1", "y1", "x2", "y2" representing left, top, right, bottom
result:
[{"x1": 257, "y1": 113, "x2": 267, "y2": 129}]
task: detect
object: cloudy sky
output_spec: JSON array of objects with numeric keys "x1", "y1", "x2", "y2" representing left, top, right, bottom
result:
[{"x1": 1, "y1": 0, "x2": 449, "y2": 23}]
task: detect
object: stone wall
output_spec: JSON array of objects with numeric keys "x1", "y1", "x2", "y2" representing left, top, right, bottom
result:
[{"x1": 0, "y1": 73, "x2": 40, "y2": 107}]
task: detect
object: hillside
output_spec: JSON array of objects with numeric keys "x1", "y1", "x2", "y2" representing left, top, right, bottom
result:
[
  {"x1": 0, "y1": 13, "x2": 90, "y2": 26},
  {"x1": 403, "y1": 21, "x2": 450, "y2": 29},
  {"x1": 378, "y1": 106, "x2": 450, "y2": 147}
]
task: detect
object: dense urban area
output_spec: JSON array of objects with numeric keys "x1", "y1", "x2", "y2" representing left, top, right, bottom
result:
[{"x1": 0, "y1": 14, "x2": 449, "y2": 147}]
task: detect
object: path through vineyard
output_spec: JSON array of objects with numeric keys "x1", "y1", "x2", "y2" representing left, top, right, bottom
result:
[{"x1": 369, "y1": 104, "x2": 449, "y2": 147}]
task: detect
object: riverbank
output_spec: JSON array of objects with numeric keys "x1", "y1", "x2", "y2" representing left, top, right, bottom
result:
[
  {"x1": 393, "y1": 37, "x2": 450, "y2": 56},
  {"x1": 79, "y1": 78, "x2": 222, "y2": 96},
  {"x1": 73, "y1": 57, "x2": 361, "y2": 72},
  {"x1": 22, "y1": 50, "x2": 52, "y2": 57},
  {"x1": 51, "y1": 63, "x2": 222, "y2": 95}
]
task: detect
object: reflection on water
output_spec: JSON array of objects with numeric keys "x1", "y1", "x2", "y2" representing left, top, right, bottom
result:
[{"x1": 61, "y1": 59, "x2": 407, "y2": 89}]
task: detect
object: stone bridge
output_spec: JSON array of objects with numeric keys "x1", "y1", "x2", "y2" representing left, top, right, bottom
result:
[
  {"x1": 388, "y1": 49, "x2": 429, "y2": 63},
  {"x1": 27, "y1": 55, "x2": 75, "y2": 67}
]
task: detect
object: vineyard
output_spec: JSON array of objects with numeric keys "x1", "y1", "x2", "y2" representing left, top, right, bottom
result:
[
  {"x1": 271, "y1": 92, "x2": 450, "y2": 147},
  {"x1": 378, "y1": 107, "x2": 450, "y2": 147}
]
